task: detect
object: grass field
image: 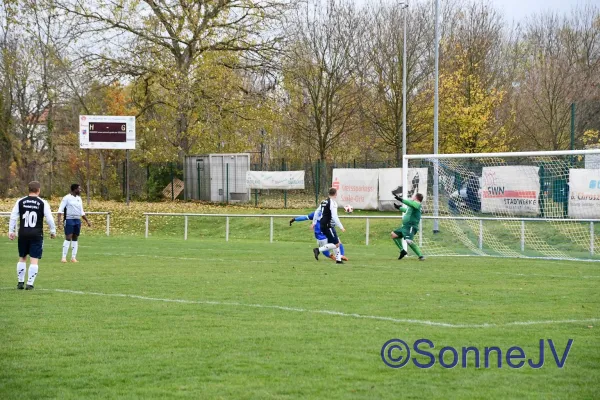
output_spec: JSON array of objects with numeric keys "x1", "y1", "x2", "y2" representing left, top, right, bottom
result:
[{"x1": 1, "y1": 231, "x2": 599, "y2": 399}]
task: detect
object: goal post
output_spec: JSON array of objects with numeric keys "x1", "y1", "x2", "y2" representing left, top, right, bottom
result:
[{"x1": 402, "y1": 149, "x2": 600, "y2": 261}]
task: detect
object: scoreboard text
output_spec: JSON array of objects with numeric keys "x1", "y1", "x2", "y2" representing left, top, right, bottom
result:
[{"x1": 89, "y1": 122, "x2": 127, "y2": 143}]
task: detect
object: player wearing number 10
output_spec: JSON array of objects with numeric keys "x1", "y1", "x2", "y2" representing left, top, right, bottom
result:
[{"x1": 8, "y1": 181, "x2": 57, "y2": 290}]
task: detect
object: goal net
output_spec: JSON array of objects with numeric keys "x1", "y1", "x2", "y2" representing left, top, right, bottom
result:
[{"x1": 403, "y1": 150, "x2": 600, "y2": 262}]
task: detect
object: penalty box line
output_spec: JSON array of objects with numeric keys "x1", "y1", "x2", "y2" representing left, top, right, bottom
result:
[{"x1": 1, "y1": 287, "x2": 598, "y2": 329}]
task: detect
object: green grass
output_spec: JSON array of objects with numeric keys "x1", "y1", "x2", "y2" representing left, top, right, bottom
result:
[
  {"x1": 140, "y1": 212, "x2": 600, "y2": 260},
  {"x1": 1, "y1": 233, "x2": 599, "y2": 399},
  {"x1": 2, "y1": 197, "x2": 597, "y2": 260}
]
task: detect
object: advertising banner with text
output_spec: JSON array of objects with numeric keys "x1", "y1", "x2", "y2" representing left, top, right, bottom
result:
[
  {"x1": 568, "y1": 169, "x2": 600, "y2": 218},
  {"x1": 246, "y1": 171, "x2": 305, "y2": 190},
  {"x1": 331, "y1": 169, "x2": 379, "y2": 210},
  {"x1": 481, "y1": 166, "x2": 540, "y2": 215}
]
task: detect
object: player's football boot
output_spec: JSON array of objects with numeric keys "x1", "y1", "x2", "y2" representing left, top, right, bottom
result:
[
  {"x1": 336, "y1": 261, "x2": 344, "y2": 264},
  {"x1": 418, "y1": 256, "x2": 425, "y2": 261},
  {"x1": 61, "y1": 258, "x2": 67, "y2": 263},
  {"x1": 341, "y1": 256, "x2": 349, "y2": 261},
  {"x1": 313, "y1": 248, "x2": 320, "y2": 260},
  {"x1": 289, "y1": 218, "x2": 295, "y2": 226},
  {"x1": 328, "y1": 254, "x2": 336, "y2": 261},
  {"x1": 71, "y1": 258, "x2": 79, "y2": 263},
  {"x1": 17, "y1": 282, "x2": 24, "y2": 290},
  {"x1": 25, "y1": 285, "x2": 34, "y2": 290},
  {"x1": 398, "y1": 249, "x2": 408, "y2": 260}
]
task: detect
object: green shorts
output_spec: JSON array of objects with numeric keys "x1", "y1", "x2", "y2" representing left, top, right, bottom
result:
[{"x1": 393, "y1": 224, "x2": 418, "y2": 241}]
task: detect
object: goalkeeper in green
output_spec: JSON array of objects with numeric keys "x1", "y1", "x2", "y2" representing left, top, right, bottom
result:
[{"x1": 391, "y1": 193, "x2": 425, "y2": 261}]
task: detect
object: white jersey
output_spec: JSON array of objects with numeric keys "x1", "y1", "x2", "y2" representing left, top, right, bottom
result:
[
  {"x1": 313, "y1": 197, "x2": 344, "y2": 231},
  {"x1": 58, "y1": 194, "x2": 86, "y2": 220}
]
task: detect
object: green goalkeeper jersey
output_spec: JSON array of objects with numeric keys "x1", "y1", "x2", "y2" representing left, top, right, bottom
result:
[{"x1": 399, "y1": 198, "x2": 422, "y2": 226}]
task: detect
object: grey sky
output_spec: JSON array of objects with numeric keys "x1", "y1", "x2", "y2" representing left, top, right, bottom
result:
[
  {"x1": 489, "y1": 0, "x2": 578, "y2": 22},
  {"x1": 355, "y1": 0, "x2": 581, "y2": 22}
]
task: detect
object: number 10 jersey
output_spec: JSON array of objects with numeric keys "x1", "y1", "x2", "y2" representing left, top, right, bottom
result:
[{"x1": 10, "y1": 196, "x2": 56, "y2": 239}]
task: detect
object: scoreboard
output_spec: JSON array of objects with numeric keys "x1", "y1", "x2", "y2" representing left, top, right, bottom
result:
[{"x1": 79, "y1": 115, "x2": 135, "y2": 149}]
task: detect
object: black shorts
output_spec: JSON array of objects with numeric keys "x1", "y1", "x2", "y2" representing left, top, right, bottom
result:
[
  {"x1": 18, "y1": 237, "x2": 44, "y2": 259},
  {"x1": 64, "y1": 219, "x2": 82, "y2": 236},
  {"x1": 324, "y1": 226, "x2": 340, "y2": 245}
]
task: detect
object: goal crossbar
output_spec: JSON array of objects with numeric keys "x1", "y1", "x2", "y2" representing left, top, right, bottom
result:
[{"x1": 404, "y1": 149, "x2": 600, "y2": 160}]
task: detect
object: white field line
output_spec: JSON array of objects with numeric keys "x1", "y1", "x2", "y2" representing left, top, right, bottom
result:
[
  {"x1": 92, "y1": 252, "x2": 600, "y2": 279},
  {"x1": 486, "y1": 271, "x2": 600, "y2": 279},
  {"x1": 1, "y1": 287, "x2": 598, "y2": 329}
]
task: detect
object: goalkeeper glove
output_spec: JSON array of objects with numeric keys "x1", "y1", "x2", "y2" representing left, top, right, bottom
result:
[
  {"x1": 393, "y1": 194, "x2": 403, "y2": 202},
  {"x1": 393, "y1": 203, "x2": 402, "y2": 210}
]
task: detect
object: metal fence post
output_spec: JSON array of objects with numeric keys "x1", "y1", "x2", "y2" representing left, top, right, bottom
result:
[
  {"x1": 126, "y1": 149, "x2": 130, "y2": 205},
  {"x1": 521, "y1": 221, "x2": 525, "y2": 252},
  {"x1": 184, "y1": 216, "x2": 188, "y2": 240},
  {"x1": 226, "y1": 163, "x2": 229, "y2": 203},
  {"x1": 170, "y1": 162, "x2": 174, "y2": 201},
  {"x1": 146, "y1": 164, "x2": 150, "y2": 199},
  {"x1": 479, "y1": 219, "x2": 483, "y2": 250},
  {"x1": 591, "y1": 222, "x2": 595, "y2": 256},
  {"x1": 197, "y1": 163, "x2": 201, "y2": 200},
  {"x1": 365, "y1": 218, "x2": 370, "y2": 246},
  {"x1": 270, "y1": 217, "x2": 274, "y2": 243},
  {"x1": 106, "y1": 213, "x2": 110, "y2": 236},
  {"x1": 315, "y1": 160, "x2": 320, "y2": 206},
  {"x1": 226, "y1": 216, "x2": 229, "y2": 242},
  {"x1": 145, "y1": 215, "x2": 149, "y2": 238},
  {"x1": 282, "y1": 158, "x2": 287, "y2": 209}
]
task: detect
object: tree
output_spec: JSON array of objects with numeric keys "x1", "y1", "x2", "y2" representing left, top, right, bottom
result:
[
  {"x1": 0, "y1": 0, "x2": 85, "y2": 196},
  {"x1": 358, "y1": 1, "x2": 436, "y2": 165},
  {"x1": 132, "y1": 51, "x2": 279, "y2": 163},
  {"x1": 416, "y1": 42, "x2": 511, "y2": 154},
  {"x1": 514, "y1": 4, "x2": 600, "y2": 150},
  {"x1": 283, "y1": 0, "x2": 363, "y2": 162},
  {"x1": 54, "y1": 0, "x2": 294, "y2": 158}
]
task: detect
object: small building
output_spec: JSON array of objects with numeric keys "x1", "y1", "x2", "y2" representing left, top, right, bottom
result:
[{"x1": 184, "y1": 154, "x2": 251, "y2": 202}]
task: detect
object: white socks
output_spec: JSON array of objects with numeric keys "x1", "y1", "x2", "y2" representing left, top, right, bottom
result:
[
  {"x1": 62, "y1": 240, "x2": 71, "y2": 258},
  {"x1": 17, "y1": 262, "x2": 26, "y2": 283},
  {"x1": 334, "y1": 248, "x2": 341, "y2": 261},
  {"x1": 319, "y1": 243, "x2": 336, "y2": 252},
  {"x1": 27, "y1": 264, "x2": 38, "y2": 286},
  {"x1": 71, "y1": 242, "x2": 79, "y2": 259},
  {"x1": 18, "y1": 262, "x2": 39, "y2": 286}
]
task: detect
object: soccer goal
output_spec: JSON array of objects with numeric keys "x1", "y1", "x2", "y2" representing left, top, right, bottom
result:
[{"x1": 402, "y1": 150, "x2": 600, "y2": 261}]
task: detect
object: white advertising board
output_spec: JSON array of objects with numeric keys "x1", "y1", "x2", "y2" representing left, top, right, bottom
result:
[
  {"x1": 568, "y1": 169, "x2": 600, "y2": 218},
  {"x1": 246, "y1": 171, "x2": 305, "y2": 190},
  {"x1": 331, "y1": 169, "x2": 379, "y2": 210},
  {"x1": 481, "y1": 166, "x2": 540, "y2": 215},
  {"x1": 378, "y1": 168, "x2": 429, "y2": 211}
]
